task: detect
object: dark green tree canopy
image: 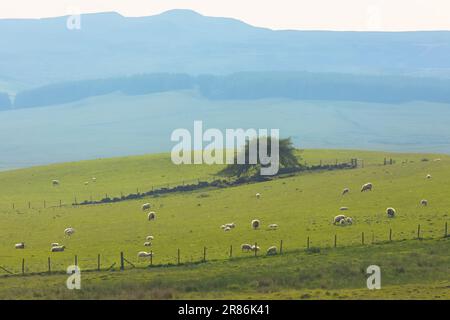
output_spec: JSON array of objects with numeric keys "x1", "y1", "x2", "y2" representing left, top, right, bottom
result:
[{"x1": 220, "y1": 137, "x2": 302, "y2": 178}]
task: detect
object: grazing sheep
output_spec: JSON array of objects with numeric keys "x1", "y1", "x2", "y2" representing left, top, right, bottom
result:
[
  {"x1": 15, "y1": 242, "x2": 25, "y2": 249},
  {"x1": 137, "y1": 251, "x2": 153, "y2": 259},
  {"x1": 220, "y1": 225, "x2": 226, "y2": 229},
  {"x1": 241, "y1": 244, "x2": 252, "y2": 252},
  {"x1": 386, "y1": 207, "x2": 396, "y2": 218},
  {"x1": 426, "y1": 174, "x2": 432, "y2": 179},
  {"x1": 251, "y1": 245, "x2": 260, "y2": 252},
  {"x1": 333, "y1": 215, "x2": 346, "y2": 225},
  {"x1": 339, "y1": 219, "x2": 347, "y2": 226},
  {"x1": 51, "y1": 245, "x2": 65, "y2": 252},
  {"x1": 345, "y1": 217, "x2": 353, "y2": 225},
  {"x1": 433, "y1": 159, "x2": 441, "y2": 162},
  {"x1": 51, "y1": 243, "x2": 60, "y2": 247},
  {"x1": 224, "y1": 226, "x2": 231, "y2": 231},
  {"x1": 92, "y1": 177, "x2": 97, "y2": 182},
  {"x1": 339, "y1": 207, "x2": 349, "y2": 211},
  {"x1": 342, "y1": 188, "x2": 349, "y2": 196},
  {"x1": 52, "y1": 180, "x2": 60, "y2": 186},
  {"x1": 361, "y1": 183, "x2": 373, "y2": 192},
  {"x1": 256, "y1": 193, "x2": 261, "y2": 199},
  {"x1": 251, "y1": 219, "x2": 261, "y2": 230},
  {"x1": 142, "y1": 203, "x2": 151, "y2": 211},
  {"x1": 64, "y1": 227, "x2": 75, "y2": 237},
  {"x1": 146, "y1": 236, "x2": 154, "y2": 241},
  {"x1": 268, "y1": 224, "x2": 278, "y2": 230},
  {"x1": 266, "y1": 246, "x2": 277, "y2": 256},
  {"x1": 144, "y1": 242, "x2": 152, "y2": 247},
  {"x1": 421, "y1": 199, "x2": 428, "y2": 206},
  {"x1": 84, "y1": 182, "x2": 89, "y2": 186},
  {"x1": 148, "y1": 212, "x2": 156, "y2": 221},
  {"x1": 225, "y1": 223, "x2": 236, "y2": 229}
]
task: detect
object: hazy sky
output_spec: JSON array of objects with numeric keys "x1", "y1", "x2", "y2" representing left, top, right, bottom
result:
[{"x1": 0, "y1": 0, "x2": 449, "y2": 31}]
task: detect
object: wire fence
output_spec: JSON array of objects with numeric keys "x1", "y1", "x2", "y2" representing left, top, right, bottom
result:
[{"x1": 1, "y1": 222, "x2": 447, "y2": 278}]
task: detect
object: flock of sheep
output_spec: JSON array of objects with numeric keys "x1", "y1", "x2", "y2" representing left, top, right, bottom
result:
[
  {"x1": 13, "y1": 170, "x2": 435, "y2": 263},
  {"x1": 219, "y1": 193, "x2": 280, "y2": 256},
  {"x1": 137, "y1": 203, "x2": 156, "y2": 260},
  {"x1": 334, "y1": 174, "x2": 432, "y2": 226},
  {"x1": 15, "y1": 227, "x2": 75, "y2": 252}
]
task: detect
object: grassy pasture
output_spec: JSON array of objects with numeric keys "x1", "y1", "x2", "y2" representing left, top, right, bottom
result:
[{"x1": 0, "y1": 149, "x2": 448, "y2": 299}]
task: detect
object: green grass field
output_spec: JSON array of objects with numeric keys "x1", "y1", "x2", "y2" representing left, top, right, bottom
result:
[{"x1": 0, "y1": 149, "x2": 449, "y2": 299}]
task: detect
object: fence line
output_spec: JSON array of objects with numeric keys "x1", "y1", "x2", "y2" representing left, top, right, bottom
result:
[{"x1": 1, "y1": 221, "x2": 447, "y2": 278}]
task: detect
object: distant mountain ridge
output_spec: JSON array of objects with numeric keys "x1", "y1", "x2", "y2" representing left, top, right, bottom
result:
[{"x1": 1, "y1": 9, "x2": 450, "y2": 89}]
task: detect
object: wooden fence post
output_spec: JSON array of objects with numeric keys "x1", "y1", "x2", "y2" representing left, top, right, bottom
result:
[
  {"x1": 177, "y1": 249, "x2": 180, "y2": 265},
  {"x1": 417, "y1": 224, "x2": 421, "y2": 239},
  {"x1": 389, "y1": 228, "x2": 392, "y2": 241},
  {"x1": 59, "y1": 200, "x2": 62, "y2": 208},
  {"x1": 48, "y1": 257, "x2": 51, "y2": 273},
  {"x1": 22, "y1": 258, "x2": 25, "y2": 275},
  {"x1": 362, "y1": 232, "x2": 365, "y2": 245},
  {"x1": 334, "y1": 234, "x2": 337, "y2": 248},
  {"x1": 203, "y1": 247, "x2": 207, "y2": 262},
  {"x1": 254, "y1": 242, "x2": 258, "y2": 257},
  {"x1": 97, "y1": 254, "x2": 100, "y2": 271},
  {"x1": 307, "y1": 236, "x2": 310, "y2": 249},
  {"x1": 12, "y1": 203, "x2": 15, "y2": 209},
  {"x1": 150, "y1": 251, "x2": 153, "y2": 266},
  {"x1": 280, "y1": 240, "x2": 283, "y2": 254},
  {"x1": 74, "y1": 255, "x2": 78, "y2": 266},
  {"x1": 229, "y1": 245, "x2": 233, "y2": 258},
  {"x1": 28, "y1": 202, "x2": 31, "y2": 209},
  {"x1": 120, "y1": 252, "x2": 124, "y2": 271},
  {"x1": 445, "y1": 222, "x2": 448, "y2": 238}
]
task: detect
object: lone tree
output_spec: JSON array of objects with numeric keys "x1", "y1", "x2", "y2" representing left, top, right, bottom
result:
[{"x1": 220, "y1": 137, "x2": 302, "y2": 178}]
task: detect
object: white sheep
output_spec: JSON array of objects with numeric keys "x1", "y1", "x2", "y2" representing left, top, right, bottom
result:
[
  {"x1": 220, "y1": 225, "x2": 226, "y2": 229},
  {"x1": 144, "y1": 242, "x2": 152, "y2": 247},
  {"x1": 361, "y1": 183, "x2": 373, "y2": 192},
  {"x1": 345, "y1": 217, "x2": 353, "y2": 225},
  {"x1": 268, "y1": 224, "x2": 278, "y2": 230},
  {"x1": 51, "y1": 243, "x2": 60, "y2": 247},
  {"x1": 426, "y1": 174, "x2": 432, "y2": 179},
  {"x1": 251, "y1": 245, "x2": 260, "y2": 252},
  {"x1": 52, "y1": 180, "x2": 60, "y2": 186},
  {"x1": 342, "y1": 188, "x2": 349, "y2": 196},
  {"x1": 142, "y1": 203, "x2": 151, "y2": 211},
  {"x1": 266, "y1": 246, "x2": 277, "y2": 256},
  {"x1": 420, "y1": 199, "x2": 428, "y2": 206},
  {"x1": 339, "y1": 219, "x2": 347, "y2": 226},
  {"x1": 225, "y1": 223, "x2": 235, "y2": 229},
  {"x1": 333, "y1": 215, "x2": 346, "y2": 225},
  {"x1": 92, "y1": 177, "x2": 97, "y2": 182},
  {"x1": 51, "y1": 245, "x2": 65, "y2": 252},
  {"x1": 148, "y1": 212, "x2": 156, "y2": 221},
  {"x1": 146, "y1": 236, "x2": 154, "y2": 241},
  {"x1": 84, "y1": 181, "x2": 89, "y2": 186},
  {"x1": 241, "y1": 244, "x2": 252, "y2": 252},
  {"x1": 137, "y1": 251, "x2": 153, "y2": 259},
  {"x1": 386, "y1": 207, "x2": 396, "y2": 218},
  {"x1": 64, "y1": 227, "x2": 75, "y2": 237},
  {"x1": 256, "y1": 193, "x2": 261, "y2": 199},
  {"x1": 251, "y1": 219, "x2": 261, "y2": 230},
  {"x1": 224, "y1": 226, "x2": 231, "y2": 231},
  {"x1": 15, "y1": 242, "x2": 25, "y2": 249}
]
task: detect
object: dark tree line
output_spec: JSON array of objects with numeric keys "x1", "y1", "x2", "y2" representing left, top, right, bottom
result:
[{"x1": 9, "y1": 71, "x2": 450, "y2": 109}]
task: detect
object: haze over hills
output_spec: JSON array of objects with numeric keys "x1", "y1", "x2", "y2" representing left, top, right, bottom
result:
[{"x1": 1, "y1": 9, "x2": 450, "y2": 91}]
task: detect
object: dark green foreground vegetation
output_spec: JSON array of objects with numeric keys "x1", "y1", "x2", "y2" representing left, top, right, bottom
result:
[{"x1": 0, "y1": 239, "x2": 448, "y2": 299}]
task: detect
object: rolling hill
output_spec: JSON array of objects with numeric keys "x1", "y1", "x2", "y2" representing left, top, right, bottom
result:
[
  {"x1": 0, "y1": 149, "x2": 449, "y2": 299},
  {"x1": 1, "y1": 9, "x2": 450, "y2": 89}
]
